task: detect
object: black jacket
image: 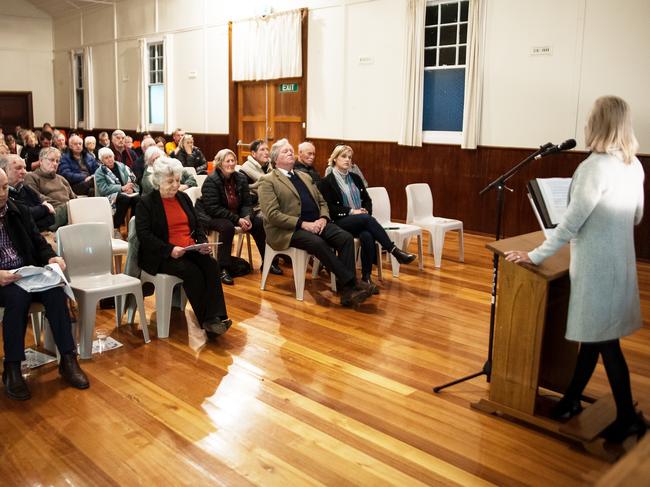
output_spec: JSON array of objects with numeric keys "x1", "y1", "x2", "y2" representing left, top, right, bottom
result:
[
  {"x1": 294, "y1": 161, "x2": 322, "y2": 184},
  {"x1": 135, "y1": 190, "x2": 207, "y2": 275},
  {"x1": 317, "y1": 172, "x2": 372, "y2": 220},
  {"x1": 195, "y1": 170, "x2": 253, "y2": 226},
  {"x1": 9, "y1": 184, "x2": 55, "y2": 231},
  {"x1": 174, "y1": 148, "x2": 207, "y2": 174},
  {"x1": 3, "y1": 199, "x2": 56, "y2": 267}
]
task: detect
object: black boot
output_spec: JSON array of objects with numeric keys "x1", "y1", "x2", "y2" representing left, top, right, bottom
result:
[
  {"x1": 59, "y1": 353, "x2": 90, "y2": 389},
  {"x1": 361, "y1": 275, "x2": 380, "y2": 295},
  {"x1": 2, "y1": 361, "x2": 31, "y2": 400},
  {"x1": 602, "y1": 412, "x2": 647, "y2": 443},
  {"x1": 390, "y1": 246, "x2": 416, "y2": 265},
  {"x1": 220, "y1": 269, "x2": 234, "y2": 285},
  {"x1": 550, "y1": 396, "x2": 583, "y2": 421},
  {"x1": 340, "y1": 281, "x2": 372, "y2": 307}
]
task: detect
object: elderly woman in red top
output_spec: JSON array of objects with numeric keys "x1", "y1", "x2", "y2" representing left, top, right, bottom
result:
[{"x1": 136, "y1": 157, "x2": 231, "y2": 337}]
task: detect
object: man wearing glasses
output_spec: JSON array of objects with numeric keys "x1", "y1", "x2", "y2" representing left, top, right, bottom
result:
[{"x1": 23, "y1": 148, "x2": 75, "y2": 230}]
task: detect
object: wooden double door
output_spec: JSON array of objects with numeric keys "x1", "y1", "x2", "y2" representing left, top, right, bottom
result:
[{"x1": 236, "y1": 79, "x2": 305, "y2": 162}]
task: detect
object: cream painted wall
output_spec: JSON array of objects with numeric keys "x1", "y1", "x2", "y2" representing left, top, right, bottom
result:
[
  {"x1": 41, "y1": 0, "x2": 650, "y2": 153},
  {"x1": 0, "y1": 0, "x2": 54, "y2": 126}
]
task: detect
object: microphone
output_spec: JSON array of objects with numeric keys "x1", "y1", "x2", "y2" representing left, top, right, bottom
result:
[{"x1": 534, "y1": 139, "x2": 576, "y2": 159}]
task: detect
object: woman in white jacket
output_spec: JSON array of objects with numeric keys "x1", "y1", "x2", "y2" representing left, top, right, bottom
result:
[{"x1": 506, "y1": 96, "x2": 645, "y2": 443}]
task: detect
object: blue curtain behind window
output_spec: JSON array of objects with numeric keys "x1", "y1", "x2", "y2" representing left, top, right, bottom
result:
[{"x1": 423, "y1": 68, "x2": 465, "y2": 131}]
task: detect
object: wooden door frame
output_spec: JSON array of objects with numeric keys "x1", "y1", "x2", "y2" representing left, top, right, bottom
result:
[{"x1": 228, "y1": 9, "x2": 309, "y2": 152}]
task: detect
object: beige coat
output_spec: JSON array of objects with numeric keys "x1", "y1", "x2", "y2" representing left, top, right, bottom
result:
[{"x1": 258, "y1": 169, "x2": 329, "y2": 250}]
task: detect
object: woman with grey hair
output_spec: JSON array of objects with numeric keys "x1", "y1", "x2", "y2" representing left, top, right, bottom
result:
[
  {"x1": 140, "y1": 146, "x2": 196, "y2": 195},
  {"x1": 95, "y1": 146, "x2": 140, "y2": 237},
  {"x1": 136, "y1": 157, "x2": 231, "y2": 337},
  {"x1": 84, "y1": 136, "x2": 98, "y2": 158}
]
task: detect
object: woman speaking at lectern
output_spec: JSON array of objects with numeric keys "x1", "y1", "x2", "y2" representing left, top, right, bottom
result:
[{"x1": 505, "y1": 96, "x2": 646, "y2": 443}]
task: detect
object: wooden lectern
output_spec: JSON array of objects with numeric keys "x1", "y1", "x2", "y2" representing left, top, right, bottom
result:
[{"x1": 473, "y1": 232, "x2": 618, "y2": 451}]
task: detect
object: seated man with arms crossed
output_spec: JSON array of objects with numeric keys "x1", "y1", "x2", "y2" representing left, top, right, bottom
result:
[
  {"x1": 258, "y1": 139, "x2": 374, "y2": 307},
  {"x1": 0, "y1": 167, "x2": 89, "y2": 400}
]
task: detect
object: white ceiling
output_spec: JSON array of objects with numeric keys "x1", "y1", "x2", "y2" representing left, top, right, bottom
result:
[{"x1": 26, "y1": 0, "x2": 116, "y2": 19}]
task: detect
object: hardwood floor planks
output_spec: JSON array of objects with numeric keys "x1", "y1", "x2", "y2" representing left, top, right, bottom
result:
[{"x1": 1, "y1": 231, "x2": 648, "y2": 485}]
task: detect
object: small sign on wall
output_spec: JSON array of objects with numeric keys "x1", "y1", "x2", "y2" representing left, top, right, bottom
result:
[{"x1": 279, "y1": 83, "x2": 299, "y2": 93}]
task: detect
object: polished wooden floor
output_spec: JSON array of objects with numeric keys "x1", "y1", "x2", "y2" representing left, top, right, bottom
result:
[{"x1": 2, "y1": 232, "x2": 649, "y2": 486}]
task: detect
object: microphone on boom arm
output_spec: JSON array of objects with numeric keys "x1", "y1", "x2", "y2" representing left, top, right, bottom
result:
[{"x1": 534, "y1": 139, "x2": 577, "y2": 160}]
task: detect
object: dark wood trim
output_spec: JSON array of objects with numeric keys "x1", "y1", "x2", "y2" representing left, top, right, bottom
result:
[{"x1": 308, "y1": 138, "x2": 650, "y2": 260}]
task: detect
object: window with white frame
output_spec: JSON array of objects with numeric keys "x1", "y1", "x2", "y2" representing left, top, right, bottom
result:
[
  {"x1": 74, "y1": 52, "x2": 85, "y2": 127},
  {"x1": 148, "y1": 42, "x2": 164, "y2": 128},
  {"x1": 423, "y1": 0, "x2": 469, "y2": 142}
]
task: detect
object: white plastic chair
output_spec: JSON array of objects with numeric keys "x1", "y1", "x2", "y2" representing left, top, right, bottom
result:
[
  {"x1": 366, "y1": 187, "x2": 424, "y2": 277},
  {"x1": 57, "y1": 222, "x2": 150, "y2": 359},
  {"x1": 406, "y1": 183, "x2": 464, "y2": 268},
  {"x1": 184, "y1": 186, "x2": 202, "y2": 205},
  {"x1": 194, "y1": 175, "x2": 208, "y2": 190},
  {"x1": 183, "y1": 166, "x2": 197, "y2": 176},
  {"x1": 261, "y1": 244, "x2": 336, "y2": 300},
  {"x1": 67, "y1": 197, "x2": 129, "y2": 273}
]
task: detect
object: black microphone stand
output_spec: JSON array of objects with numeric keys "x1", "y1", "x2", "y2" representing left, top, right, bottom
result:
[{"x1": 433, "y1": 143, "x2": 552, "y2": 393}]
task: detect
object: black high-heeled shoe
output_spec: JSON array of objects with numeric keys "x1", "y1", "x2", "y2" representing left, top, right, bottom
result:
[
  {"x1": 602, "y1": 412, "x2": 647, "y2": 444},
  {"x1": 550, "y1": 397, "x2": 583, "y2": 421}
]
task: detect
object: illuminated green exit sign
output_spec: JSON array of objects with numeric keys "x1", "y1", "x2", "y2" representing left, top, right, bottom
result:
[{"x1": 279, "y1": 83, "x2": 299, "y2": 93}]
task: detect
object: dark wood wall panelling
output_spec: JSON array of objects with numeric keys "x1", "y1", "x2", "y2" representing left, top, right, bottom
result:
[
  {"x1": 308, "y1": 138, "x2": 650, "y2": 260},
  {"x1": 57, "y1": 128, "x2": 650, "y2": 259}
]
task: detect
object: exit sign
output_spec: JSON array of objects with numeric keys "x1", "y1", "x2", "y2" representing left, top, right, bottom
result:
[{"x1": 279, "y1": 83, "x2": 299, "y2": 93}]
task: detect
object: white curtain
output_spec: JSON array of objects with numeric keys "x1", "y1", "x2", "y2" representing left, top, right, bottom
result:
[
  {"x1": 398, "y1": 0, "x2": 425, "y2": 147},
  {"x1": 83, "y1": 46, "x2": 95, "y2": 130},
  {"x1": 137, "y1": 39, "x2": 148, "y2": 132},
  {"x1": 461, "y1": 0, "x2": 487, "y2": 149},
  {"x1": 69, "y1": 50, "x2": 76, "y2": 128},
  {"x1": 232, "y1": 9, "x2": 302, "y2": 81},
  {"x1": 163, "y1": 34, "x2": 175, "y2": 134}
]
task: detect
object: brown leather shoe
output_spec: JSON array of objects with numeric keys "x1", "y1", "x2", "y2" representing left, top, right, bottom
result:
[
  {"x1": 340, "y1": 284, "x2": 371, "y2": 307},
  {"x1": 2, "y1": 362, "x2": 30, "y2": 401},
  {"x1": 59, "y1": 353, "x2": 90, "y2": 389}
]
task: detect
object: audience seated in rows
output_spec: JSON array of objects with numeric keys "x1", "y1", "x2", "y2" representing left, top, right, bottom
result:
[
  {"x1": 95, "y1": 147, "x2": 140, "y2": 237},
  {"x1": 196, "y1": 148, "x2": 281, "y2": 285},
  {"x1": 318, "y1": 144, "x2": 415, "y2": 288},
  {"x1": 0, "y1": 154, "x2": 55, "y2": 231},
  {"x1": 173, "y1": 134, "x2": 207, "y2": 174},
  {"x1": 140, "y1": 147, "x2": 196, "y2": 195},
  {"x1": 110, "y1": 130, "x2": 137, "y2": 168},
  {"x1": 58, "y1": 134, "x2": 99, "y2": 196},
  {"x1": 258, "y1": 138, "x2": 376, "y2": 308},
  {"x1": 23, "y1": 148, "x2": 73, "y2": 229},
  {"x1": 136, "y1": 157, "x2": 231, "y2": 337},
  {"x1": 0, "y1": 167, "x2": 89, "y2": 401}
]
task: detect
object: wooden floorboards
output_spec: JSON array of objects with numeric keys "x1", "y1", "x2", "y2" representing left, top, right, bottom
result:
[{"x1": 2, "y1": 232, "x2": 649, "y2": 486}]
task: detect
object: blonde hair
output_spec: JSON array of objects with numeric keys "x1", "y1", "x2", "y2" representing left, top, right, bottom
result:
[
  {"x1": 585, "y1": 96, "x2": 638, "y2": 164},
  {"x1": 327, "y1": 144, "x2": 353, "y2": 167},
  {"x1": 214, "y1": 148, "x2": 236, "y2": 168}
]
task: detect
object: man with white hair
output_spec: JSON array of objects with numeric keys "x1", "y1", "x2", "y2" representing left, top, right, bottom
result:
[
  {"x1": 58, "y1": 134, "x2": 98, "y2": 196},
  {"x1": 295, "y1": 141, "x2": 321, "y2": 184},
  {"x1": 258, "y1": 139, "x2": 375, "y2": 308},
  {"x1": 109, "y1": 129, "x2": 137, "y2": 168}
]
